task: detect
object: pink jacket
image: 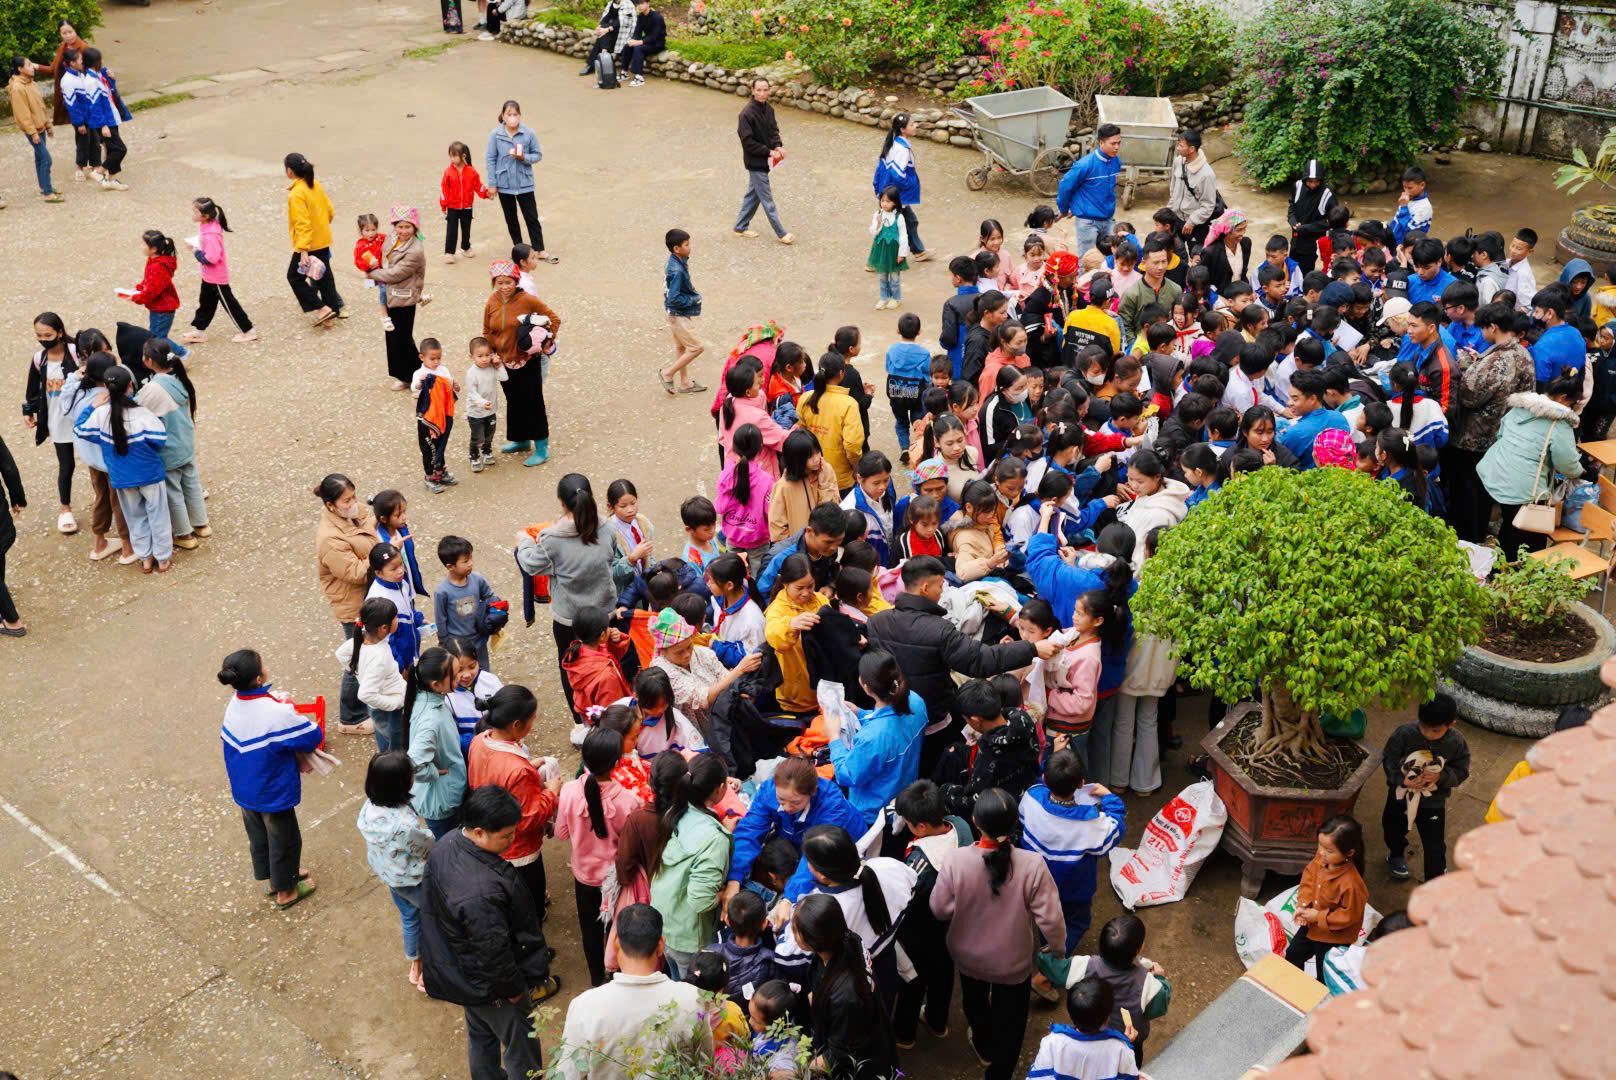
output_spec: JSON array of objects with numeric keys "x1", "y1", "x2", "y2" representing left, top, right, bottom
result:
[
  {"x1": 1045, "y1": 635, "x2": 1102, "y2": 733},
  {"x1": 196, "y1": 221, "x2": 231, "y2": 285},
  {"x1": 719, "y1": 393, "x2": 787, "y2": 478},
  {"x1": 552, "y1": 775, "x2": 642, "y2": 887},
  {"x1": 715, "y1": 460, "x2": 775, "y2": 550}
]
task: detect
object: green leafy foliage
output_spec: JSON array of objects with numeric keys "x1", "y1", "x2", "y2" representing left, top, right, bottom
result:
[
  {"x1": 531, "y1": 9, "x2": 596, "y2": 29},
  {"x1": 1487, "y1": 553, "x2": 1586, "y2": 631},
  {"x1": 535, "y1": 997, "x2": 813, "y2": 1078},
  {"x1": 668, "y1": 35, "x2": 788, "y2": 69},
  {"x1": 1551, "y1": 124, "x2": 1616, "y2": 196},
  {"x1": 1234, "y1": 0, "x2": 1504, "y2": 187},
  {"x1": 1, "y1": 0, "x2": 99, "y2": 65},
  {"x1": 1135, "y1": 467, "x2": 1489, "y2": 727},
  {"x1": 965, "y1": 0, "x2": 1233, "y2": 99}
]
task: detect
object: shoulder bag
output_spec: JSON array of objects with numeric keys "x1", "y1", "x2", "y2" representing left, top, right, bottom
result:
[{"x1": 1511, "y1": 419, "x2": 1560, "y2": 535}]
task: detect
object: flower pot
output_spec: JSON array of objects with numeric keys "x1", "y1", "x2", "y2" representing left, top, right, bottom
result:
[
  {"x1": 1201, "y1": 704, "x2": 1382, "y2": 898},
  {"x1": 1445, "y1": 601, "x2": 1615, "y2": 737}
]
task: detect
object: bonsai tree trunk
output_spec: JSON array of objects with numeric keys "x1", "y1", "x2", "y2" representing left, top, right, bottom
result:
[{"x1": 1252, "y1": 680, "x2": 1329, "y2": 762}]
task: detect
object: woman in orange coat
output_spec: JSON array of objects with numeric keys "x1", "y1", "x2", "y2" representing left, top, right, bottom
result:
[{"x1": 482, "y1": 260, "x2": 560, "y2": 467}]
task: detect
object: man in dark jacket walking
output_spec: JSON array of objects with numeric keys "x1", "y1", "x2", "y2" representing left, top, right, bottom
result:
[
  {"x1": 420, "y1": 785, "x2": 557, "y2": 1080},
  {"x1": 1287, "y1": 158, "x2": 1334, "y2": 275},
  {"x1": 734, "y1": 77, "x2": 793, "y2": 243},
  {"x1": 867, "y1": 556, "x2": 1057, "y2": 774}
]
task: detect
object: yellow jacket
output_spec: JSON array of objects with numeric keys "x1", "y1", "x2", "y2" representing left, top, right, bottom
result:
[
  {"x1": 7, "y1": 74, "x2": 49, "y2": 137},
  {"x1": 1064, "y1": 306, "x2": 1122, "y2": 356},
  {"x1": 287, "y1": 179, "x2": 335, "y2": 252},
  {"x1": 796, "y1": 385, "x2": 864, "y2": 491},
  {"x1": 765, "y1": 588, "x2": 822, "y2": 712}
]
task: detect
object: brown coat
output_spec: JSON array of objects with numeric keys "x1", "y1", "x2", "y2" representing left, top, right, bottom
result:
[
  {"x1": 8, "y1": 74, "x2": 50, "y2": 136},
  {"x1": 368, "y1": 234, "x2": 427, "y2": 308},
  {"x1": 315, "y1": 505, "x2": 378, "y2": 623},
  {"x1": 1297, "y1": 856, "x2": 1369, "y2": 945},
  {"x1": 765, "y1": 463, "x2": 840, "y2": 542},
  {"x1": 482, "y1": 290, "x2": 561, "y2": 366}
]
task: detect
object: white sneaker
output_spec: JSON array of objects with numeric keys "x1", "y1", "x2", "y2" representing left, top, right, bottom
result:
[
  {"x1": 478, "y1": 31, "x2": 494, "y2": 40},
  {"x1": 629, "y1": 76, "x2": 645, "y2": 87},
  {"x1": 74, "y1": 169, "x2": 85, "y2": 182},
  {"x1": 420, "y1": 293, "x2": 433, "y2": 306},
  {"x1": 102, "y1": 178, "x2": 128, "y2": 191},
  {"x1": 875, "y1": 300, "x2": 887, "y2": 310}
]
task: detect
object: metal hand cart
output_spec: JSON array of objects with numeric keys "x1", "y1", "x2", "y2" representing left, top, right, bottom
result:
[
  {"x1": 956, "y1": 86, "x2": 1079, "y2": 197},
  {"x1": 1094, "y1": 94, "x2": 1179, "y2": 209}
]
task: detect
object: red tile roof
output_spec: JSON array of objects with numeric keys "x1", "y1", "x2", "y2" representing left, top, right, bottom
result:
[{"x1": 1262, "y1": 657, "x2": 1616, "y2": 1080}]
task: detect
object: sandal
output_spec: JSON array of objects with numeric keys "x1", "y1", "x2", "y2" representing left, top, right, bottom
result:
[
  {"x1": 540, "y1": 253, "x2": 559, "y2": 264},
  {"x1": 274, "y1": 879, "x2": 317, "y2": 910},
  {"x1": 658, "y1": 371, "x2": 676, "y2": 396},
  {"x1": 678, "y1": 381, "x2": 708, "y2": 394},
  {"x1": 264, "y1": 871, "x2": 311, "y2": 896}
]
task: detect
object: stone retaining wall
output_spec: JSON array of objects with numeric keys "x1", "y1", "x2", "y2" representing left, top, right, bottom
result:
[{"x1": 499, "y1": 20, "x2": 1240, "y2": 154}]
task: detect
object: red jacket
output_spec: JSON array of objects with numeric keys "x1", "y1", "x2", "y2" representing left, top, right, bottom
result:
[
  {"x1": 1082, "y1": 427, "x2": 1130, "y2": 456},
  {"x1": 440, "y1": 163, "x2": 492, "y2": 211},
  {"x1": 128, "y1": 255, "x2": 180, "y2": 313},
  {"x1": 465, "y1": 733, "x2": 558, "y2": 864},
  {"x1": 561, "y1": 639, "x2": 632, "y2": 721},
  {"x1": 354, "y1": 233, "x2": 384, "y2": 273}
]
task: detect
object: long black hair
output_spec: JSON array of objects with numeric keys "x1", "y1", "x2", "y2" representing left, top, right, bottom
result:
[
  {"x1": 720, "y1": 355, "x2": 763, "y2": 430},
  {"x1": 967, "y1": 289, "x2": 1008, "y2": 328},
  {"x1": 807, "y1": 352, "x2": 847, "y2": 414},
  {"x1": 1389, "y1": 362, "x2": 1420, "y2": 432},
  {"x1": 143, "y1": 229, "x2": 176, "y2": 258},
  {"x1": 350, "y1": 597, "x2": 397, "y2": 674},
  {"x1": 879, "y1": 112, "x2": 909, "y2": 161},
  {"x1": 793, "y1": 894, "x2": 879, "y2": 1030},
  {"x1": 921, "y1": 411, "x2": 966, "y2": 463},
  {"x1": 557, "y1": 473, "x2": 601, "y2": 542},
  {"x1": 729, "y1": 423, "x2": 763, "y2": 506},
  {"x1": 283, "y1": 152, "x2": 315, "y2": 187},
  {"x1": 581, "y1": 726, "x2": 621, "y2": 840},
  {"x1": 102, "y1": 366, "x2": 134, "y2": 455},
  {"x1": 973, "y1": 788, "x2": 1021, "y2": 895},
  {"x1": 645, "y1": 751, "x2": 690, "y2": 875},
  {"x1": 804, "y1": 825, "x2": 892, "y2": 935},
  {"x1": 768, "y1": 552, "x2": 813, "y2": 605},
  {"x1": 142, "y1": 339, "x2": 198, "y2": 417},
  {"x1": 402, "y1": 647, "x2": 455, "y2": 746},
  {"x1": 780, "y1": 428, "x2": 822, "y2": 483},
  {"x1": 858, "y1": 650, "x2": 910, "y2": 712},
  {"x1": 194, "y1": 196, "x2": 231, "y2": 232},
  {"x1": 659, "y1": 752, "x2": 726, "y2": 850}
]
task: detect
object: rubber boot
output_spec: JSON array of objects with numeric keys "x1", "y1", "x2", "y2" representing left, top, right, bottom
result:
[
  {"x1": 524, "y1": 439, "x2": 549, "y2": 467},
  {"x1": 499, "y1": 440, "x2": 531, "y2": 454}
]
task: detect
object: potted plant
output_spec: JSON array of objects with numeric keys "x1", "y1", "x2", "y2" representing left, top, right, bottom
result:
[
  {"x1": 1551, "y1": 125, "x2": 1616, "y2": 275},
  {"x1": 1442, "y1": 552, "x2": 1615, "y2": 737},
  {"x1": 1135, "y1": 467, "x2": 1490, "y2": 896}
]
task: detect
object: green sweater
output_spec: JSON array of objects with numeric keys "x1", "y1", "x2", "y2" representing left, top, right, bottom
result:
[{"x1": 649, "y1": 807, "x2": 732, "y2": 952}]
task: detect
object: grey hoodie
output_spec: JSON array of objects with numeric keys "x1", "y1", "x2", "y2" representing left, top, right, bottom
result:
[{"x1": 515, "y1": 517, "x2": 618, "y2": 625}]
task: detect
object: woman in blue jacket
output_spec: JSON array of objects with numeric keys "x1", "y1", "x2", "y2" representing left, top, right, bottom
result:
[
  {"x1": 874, "y1": 115, "x2": 928, "y2": 261},
  {"x1": 485, "y1": 99, "x2": 556, "y2": 262},
  {"x1": 825, "y1": 651, "x2": 928, "y2": 827}
]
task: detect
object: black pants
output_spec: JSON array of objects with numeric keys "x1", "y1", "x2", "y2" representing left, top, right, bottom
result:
[
  {"x1": 101, "y1": 128, "x2": 127, "y2": 175},
  {"x1": 468, "y1": 415, "x2": 496, "y2": 459},
  {"x1": 901, "y1": 203, "x2": 925, "y2": 255},
  {"x1": 497, "y1": 190, "x2": 544, "y2": 250},
  {"x1": 419, "y1": 417, "x2": 453, "y2": 477},
  {"x1": 241, "y1": 806, "x2": 302, "y2": 894},
  {"x1": 0, "y1": 523, "x2": 17, "y2": 623},
  {"x1": 336, "y1": 621, "x2": 368, "y2": 727},
  {"x1": 959, "y1": 975, "x2": 1031, "y2": 1080},
  {"x1": 1283, "y1": 926, "x2": 1335, "y2": 972},
  {"x1": 585, "y1": 31, "x2": 619, "y2": 71},
  {"x1": 515, "y1": 854, "x2": 548, "y2": 923},
  {"x1": 1382, "y1": 786, "x2": 1448, "y2": 879},
  {"x1": 54, "y1": 441, "x2": 75, "y2": 506},
  {"x1": 286, "y1": 248, "x2": 345, "y2": 314},
  {"x1": 1495, "y1": 504, "x2": 1548, "y2": 561},
  {"x1": 385, "y1": 305, "x2": 420, "y2": 384},
  {"x1": 1292, "y1": 233, "x2": 1319, "y2": 275},
  {"x1": 575, "y1": 879, "x2": 608, "y2": 986},
  {"x1": 484, "y1": 2, "x2": 501, "y2": 33},
  {"x1": 1443, "y1": 446, "x2": 1488, "y2": 544},
  {"x1": 551, "y1": 619, "x2": 580, "y2": 715},
  {"x1": 891, "y1": 933, "x2": 952, "y2": 1041},
  {"x1": 192, "y1": 282, "x2": 254, "y2": 333},
  {"x1": 73, "y1": 127, "x2": 101, "y2": 168},
  {"x1": 446, "y1": 207, "x2": 474, "y2": 254},
  {"x1": 463, "y1": 997, "x2": 544, "y2": 1080},
  {"x1": 624, "y1": 43, "x2": 649, "y2": 74}
]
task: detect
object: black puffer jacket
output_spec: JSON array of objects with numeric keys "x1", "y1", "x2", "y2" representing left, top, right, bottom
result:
[
  {"x1": 931, "y1": 708, "x2": 1042, "y2": 818},
  {"x1": 866, "y1": 593, "x2": 1036, "y2": 728},
  {"x1": 419, "y1": 830, "x2": 550, "y2": 1007}
]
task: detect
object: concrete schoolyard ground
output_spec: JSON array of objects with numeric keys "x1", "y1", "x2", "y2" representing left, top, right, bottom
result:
[{"x1": 0, "y1": 2, "x2": 1565, "y2": 1076}]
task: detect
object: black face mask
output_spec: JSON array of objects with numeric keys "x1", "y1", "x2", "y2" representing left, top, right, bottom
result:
[{"x1": 37, "y1": 337, "x2": 60, "y2": 349}]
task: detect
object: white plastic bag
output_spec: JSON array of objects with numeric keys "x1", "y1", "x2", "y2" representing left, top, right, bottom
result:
[
  {"x1": 817, "y1": 681, "x2": 860, "y2": 746},
  {"x1": 1233, "y1": 884, "x2": 1381, "y2": 990},
  {"x1": 1108, "y1": 780, "x2": 1227, "y2": 909}
]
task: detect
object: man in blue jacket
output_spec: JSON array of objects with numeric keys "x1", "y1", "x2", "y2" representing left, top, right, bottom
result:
[
  {"x1": 720, "y1": 758, "x2": 868, "y2": 909},
  {"x1": 1276, "y1": 369, "x2": 1349, "y2": 469},
  {"x1": 1056, "y1": 124, "x2": 1123, "y2": 256},
  {"x1": 1529, "y1": 288, "x2": 1587, "y2": 385}
]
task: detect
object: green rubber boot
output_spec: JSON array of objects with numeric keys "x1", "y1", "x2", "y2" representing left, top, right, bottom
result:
[
  {"x1": 498, "y1": 440, "x2": 531, "y2": 455},
  {"x1": 524, "y1": 440, "x2": 549, "y2": 467}
]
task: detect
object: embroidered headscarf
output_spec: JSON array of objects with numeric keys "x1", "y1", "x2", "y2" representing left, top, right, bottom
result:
[
  {"x1": 649, "y1": 609, "x2": 695, "y2": 652},
  {"x1": 488, "y1": 260, "x2": 518, "y2": 281},
  {"x1": 1207, "y1": 209, "x2": 1246, "y2": 244},
  {"x1": 1313, "y1": 427, "x2": 1357, "y2": 470},
  {"x1": 389, "y1": 204, "x2": 420, "y2": 228},
  {"x1": 909, "y1": 456, "x2": 949, "y2": 487}
]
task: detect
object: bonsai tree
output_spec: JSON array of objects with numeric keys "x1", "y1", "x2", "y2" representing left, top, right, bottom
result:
[{"x1": 1135, "y1": 467, "x2": 1489, "y2": 769}]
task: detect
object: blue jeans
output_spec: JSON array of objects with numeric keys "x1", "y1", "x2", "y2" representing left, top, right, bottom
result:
[
  {"x1": 1061, "y1": 896, "x2": 1092, "y2": 953},
  {"x1": 115, "y1": 482, "x2": 172, "y2": 561},
  {"x1": 426, "y1": 811, "x2": 461, "y2": 839},
  {"x1": 878, "y1": 272, "x2": 902, "y2": 302},
  {"x1": 165, "y1": 461, "x2": 207, "y2": 537},
  {"x1": 1072, "y1": 216, "x2": 1114, "y2": 256},
  {"x1": 27, "y1": 135, "x2": 54, "y2": 194},
  {"x1": 371, "y1": 708, "x2": 404, "y2": 752},
  {"x1": 147, "y1": 311, "x2": 190, "y2": 360},
  {"x1": 390, "y1": 884, "x2": 422, "y2": 959}
]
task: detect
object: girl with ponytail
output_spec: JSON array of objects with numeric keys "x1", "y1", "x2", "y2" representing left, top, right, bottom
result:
[
  {"x1": 717, "y1": 357, "x2": 787, "y2": 476},
  {"x1": 335, "y1": 597, "x2": 406, "y2": 750},
  {"x1": 72, "y1": 363, "x2": 173, "y2": 572},
  {"x1": 442, "y1": 636, "x2": 504, "y2": 754},
  {"x1": 602, "y1": 750, "x2": 688, "y2": 974},
  {"x1": 825, "y1": 650, "x2": 928, "y2": 827},
  {"x1": 874, "y1": 112, "x2": 927, "y2": 262},
  {"x1": 125, "y1": 230, "x2": 192, "y2": 362},
  {"x1": 400, "y1": 647, "x2": 464, "y2": 838},
  {"x1": 466, "y1": 683, "x2": 562, "y2": 912},
  {"x1": 137, "y1": 339, "x2": 210, "y2": 550},
  {"x1": 792, "y1": 892, "x2": 900, "y2": 1079},
  {"x1": 796, "y1": 352, "x2": 865, "y2": 492},
  {"x1": 365, "y1": 543, "x2": 424, "y2": 671},
  {"x1": 181, "y1": 196, "x2": 256, "y2": 344},
  {"x1": 515, "y1": 472, "x2": 619, "y2": 713},
  {"x1": 716, "y1": 423, "x2": 776, "y2": 564},
  {"x1": 931, "y1": 787, "x2": 1065, "y2": 1080},
  {"x1": 703, "y1": 551, "x2": 766, "y2": 658},
  {"x1": 554, "y1": 726, "x2": 641, "y2": 987},
  {"x1": 1385, "y1": 361, "x2": 1450, "y2": 447},
  {"x1": 648, "y1": 752, "x2": 731, "y2": 977}
]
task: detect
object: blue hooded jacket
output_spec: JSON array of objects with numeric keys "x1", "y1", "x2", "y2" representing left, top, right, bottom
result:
[
  {"x1": 1531, "y1": 322, "x2": 1587, "y2": 383},
  {"x1": 1560, "y1": 259, "x2": 1596, "y2": 323},
  {"x1": 1024, "y1": 533, "x2": 1136, "y2": 693},
  {"x1": 726, "y1": 777, "x2": 868, "y2": 901},
  {"x1": 1056, "y1": 146, "x2": 1122, "y2": 221}
]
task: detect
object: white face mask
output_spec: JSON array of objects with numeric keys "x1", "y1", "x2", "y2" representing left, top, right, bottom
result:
[
  {"x1": 1086, "y1": 372, "x2": 1106, "y2": 386},
  {"x1": 1006, "y1": 387, "x2": 1029, "y2": 404}
]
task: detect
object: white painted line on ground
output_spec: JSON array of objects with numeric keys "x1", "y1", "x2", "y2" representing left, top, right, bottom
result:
[
  {"x1": 0, "y1": 796, "x2": 122, "y2": 898},
  {"x1": 304, "y1": 792, "x2": 363, "y2": 831}
]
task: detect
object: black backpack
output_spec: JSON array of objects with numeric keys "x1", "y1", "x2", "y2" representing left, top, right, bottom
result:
[{"x1": 596, "y1": 51, "x2": 618, "y2": 90}]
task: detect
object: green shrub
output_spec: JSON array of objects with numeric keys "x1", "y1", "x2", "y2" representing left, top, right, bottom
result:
[
  {"x1": 964, "y1": 0, "x2": 1232, "y2": 103},
  {"x1": 667, "y1": 35, "x2": 787, "y2": 69},
  {"x1": 1488, "y1": 554, "x2": 1586, "y2": 631},
  {"x1": 2, "y1": 0, "x2": 100, "y2": 65},
  {"x1": 1234, "y1": 0, "x2": 1505, "y2": 187},
  {"x1": 530, "y1": 9, "x2": 596, "y2": 29}
]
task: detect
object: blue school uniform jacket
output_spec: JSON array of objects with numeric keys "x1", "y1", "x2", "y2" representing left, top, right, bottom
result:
[
  {"x1": 1019, "y1": 784, "x2": 1126, "y2": 905},
  {"x1": 1056, "y1": 146, "x2": 1122, "y2": 221},
  {"x1": 1024, "y1": 534, "x2": 1136, "y2": 694},
  {"x1": 1029, "y1": 1025, "x2": 1140, "y2": 1080},
  {"x1": 726, "y1": 778, "x2": 868, "y2": 901},
  {"x1": 828, "y1": 691, "x2": 928, "y2": 825},
  {"x1": 220, "y1": 688, "x2": 324, "y2": 813},
  {"x1": 74, "y1": 399, "x2": 166, "y2": 489}
]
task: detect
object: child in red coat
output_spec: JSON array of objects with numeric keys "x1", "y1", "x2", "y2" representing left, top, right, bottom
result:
[
  {"x1": 353, "y1": 213, "x2": 392, "y2": 331},
  {"x1": 439, "y1": 140, "x2": 492, "y2": 264},
  {"x1": 121, "y1": 230, "x2": 188, "y2": 359}
]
